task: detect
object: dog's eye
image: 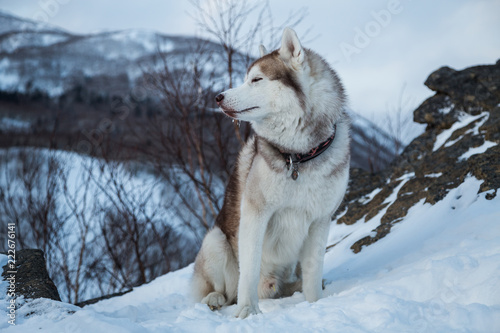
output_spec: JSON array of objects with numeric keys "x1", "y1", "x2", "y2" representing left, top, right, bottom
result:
[{"x1": 251, "y1": 77, "x2": 263, "y2": 83}]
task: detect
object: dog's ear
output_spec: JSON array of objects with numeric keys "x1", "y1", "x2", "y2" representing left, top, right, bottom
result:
[
  {"x1": 279, "y1": 27, "x2": 304, "y2": 66},
  {"x1": 259, "y1": 45, "x2": 268, "y2": 57}
]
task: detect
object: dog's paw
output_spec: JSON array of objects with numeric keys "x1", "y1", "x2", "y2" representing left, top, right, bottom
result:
[
  {"x1": 234, "y1": 303, "x2": 261, "y2": 319},
  {"x1": 201, "y1": 292, "x2": 226, "y2": 311}
]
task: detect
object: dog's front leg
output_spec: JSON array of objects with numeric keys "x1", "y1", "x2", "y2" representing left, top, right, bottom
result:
[
  {"x1": 234, "y1": 200, "x2": 271, "y2": 319},
  {"x1": 300, "y1": 218, "x2": 330, "y2": 302}
]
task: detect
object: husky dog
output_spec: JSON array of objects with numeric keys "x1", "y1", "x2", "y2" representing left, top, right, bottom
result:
[{"x1": 191, "y1": 28, "x2": 350, "y2": 318}]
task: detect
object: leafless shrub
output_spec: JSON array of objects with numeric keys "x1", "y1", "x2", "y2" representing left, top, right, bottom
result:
[
  {"x1": 131, "y1": 45, "x2": 236, "y2": 238},
  {"x1": 0, "y1": 149, "x2": 65, "y2": 254},
  {"x1": 189, "y1": 0, "x2": 308, "y2": 88},
  {"x1": 352, "y1": 85, "x2": 413, "y2": 173},
  {"x1": 91, "y1": 158, "x2": 193, "y2": 291},
  {"x1": 0, "y1": 148, "x2": 81, "y2": 301},
  {"x1": 384, "y1": 84, "x2": 413, "y2": 156},
  {"x1": 0, "y1": 148, "x2": 194, "y2": 303}
]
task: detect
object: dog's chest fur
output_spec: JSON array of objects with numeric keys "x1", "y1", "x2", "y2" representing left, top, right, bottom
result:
[{"x1": 216, "y1": 125, "x2": 349, "y2": 265}]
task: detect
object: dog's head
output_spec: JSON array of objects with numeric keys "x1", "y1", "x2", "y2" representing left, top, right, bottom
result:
[{"x1": 215, "y1": 28, "x2": 308, "y2": 124}]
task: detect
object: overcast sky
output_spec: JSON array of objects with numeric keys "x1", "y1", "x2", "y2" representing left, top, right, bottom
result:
[{"x1": 1, "y1": 0, "x2": 499, "y2": 136}]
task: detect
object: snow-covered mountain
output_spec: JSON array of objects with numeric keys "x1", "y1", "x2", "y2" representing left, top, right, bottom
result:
[{"x1": 0, "y1": 11, "x2": 230, "y2": 96}]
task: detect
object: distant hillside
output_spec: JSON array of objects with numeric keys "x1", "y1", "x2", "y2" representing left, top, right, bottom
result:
[
  {"x1": 0, "y1": 10, "x2": 398, "y2": 171},
  {"x1": 0, "y1": 11, "x2": 231, "y2": 96}
]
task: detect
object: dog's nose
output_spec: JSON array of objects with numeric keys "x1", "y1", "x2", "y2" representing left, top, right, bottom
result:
[{"x1": 215, "y1": 93, "x2": 224, "y2": 104}]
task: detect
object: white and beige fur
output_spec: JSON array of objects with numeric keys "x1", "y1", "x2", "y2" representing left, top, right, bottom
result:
[{"x1": 191, "y1": 28, "x2": 350, "y2": 318}]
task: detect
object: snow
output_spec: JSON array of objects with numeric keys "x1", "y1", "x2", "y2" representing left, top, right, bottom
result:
[
  {"x1": 439, "y1": 103, "x2": 455, "y2": 114},
  {"x1": 0, "y1": 59, "x2": 20, "y2": 91},
  {"x1": 425, "y1": 172, "x2": 443, "y2": 178},
  {"x1": 327, "y1": 173, "x2": 414, "y2": 255},
  {"x1": 433, "y1": 112, "x2": 489, "y2": 151},
  {"x1": 0, "y1": 118, "x2": 31, "y2": 131},
  {"x1": 458, "y1": 141, "x2": 498, "y2": 160},
  {"x1": 0, "y1": 32, "x2": 70, "y2": 53},
  {"x1": 2, "y1": 175, "x2": 499, "y2": 332},
  {"x1": 358, "y1": 187, "x2": 383, "y2": 204},
  {"x1": 109, "y1": 29, "x2": 175, "y2": 55}
]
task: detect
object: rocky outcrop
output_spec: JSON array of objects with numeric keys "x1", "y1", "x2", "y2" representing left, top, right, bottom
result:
[
  {"x1": 1, "y1": 249, "x2": 61, "y2": 301},
  {"x1": 335, "y1": 60, "x2": 500, "y2": 253},
  {"x1": 414, "y1": 60, "x2": 500, "y2": 129}
]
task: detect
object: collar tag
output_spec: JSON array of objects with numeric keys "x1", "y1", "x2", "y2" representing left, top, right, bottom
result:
[
  {"x1": 291, "y1": 163, "x2": 299, "y2": 180},
  {"x1": 281, "y1": 124, "x2": 337, "y2": 180}
]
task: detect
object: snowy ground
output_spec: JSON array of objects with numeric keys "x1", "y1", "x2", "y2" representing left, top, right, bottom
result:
[{"x1": 1, "y1": 175, "x2": 500, "y2": 332}]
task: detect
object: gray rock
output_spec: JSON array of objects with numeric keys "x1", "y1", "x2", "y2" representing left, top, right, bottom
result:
[
  {"x1": 414, "y1": 60, "x2": 500, "y2": 129},
  {"x1": 2, "y1": 249, "x2": 61, "y2": 301}
]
